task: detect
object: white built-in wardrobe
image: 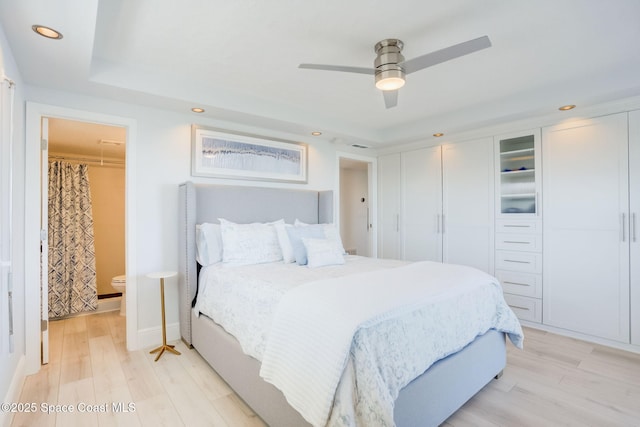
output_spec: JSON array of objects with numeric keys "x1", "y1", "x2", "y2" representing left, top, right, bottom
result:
[
  {"x1": 543, "y1": 112, "x2": 639, "y2": 345},
  {"x1": 377, "y1": 137, "x2": 494, "y2": 274},
  {"x1": 378, "y1": 110, "x2": 640, "y2": 349}
]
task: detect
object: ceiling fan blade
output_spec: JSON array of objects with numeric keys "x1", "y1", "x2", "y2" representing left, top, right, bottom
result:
[
  {"x1": 402, "y1": 35, "x2": 492, "y2": 74},
  {"x1": 383, "y1": 90, "x2": 398, "y2": 109},
  {"x1": 298, "y1": 63, "x2": 375, "y2": 75}
]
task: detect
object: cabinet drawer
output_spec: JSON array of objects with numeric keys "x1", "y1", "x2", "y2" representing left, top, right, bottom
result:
[
  {"x1": 496, "y1": 250, "x2": 542, "y2": 274},
  {"x1": 503, "y1": 294, "x2": 542, "y2": 323},
  {"x1": 496, "y1": 270, "x2": 542, "y2": 298},
  {"x1": 495, "y1": 233, "x2": 542, "y2": 252},
  {"x1": 496, "y1": 219, "x2": 542, "y2": 234}
]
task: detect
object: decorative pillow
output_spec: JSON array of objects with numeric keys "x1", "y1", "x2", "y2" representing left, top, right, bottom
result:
[
  {"x1": 219, "y1": 218, "x2": 284, "y2": 265},
  {"x1": 286, "y1": 224, "x2": 325, "y2": 265},
  {"x1": 322, "y1": 223, "x2": 346, "y2": 254},
  {"x1": 274, "y1": 222, "x2": 295, "y2": 263},
  {"x1": 294, "y1": 219, "x2": 346, "y2": 255},
  {"x1": 195, "y1": 223, "x2": 222, "y2": 266},
  {"x1": 303, "y1": 238, "x2": 346, "y2": 268}
]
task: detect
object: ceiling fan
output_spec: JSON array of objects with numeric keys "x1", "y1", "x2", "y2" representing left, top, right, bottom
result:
[{"x1": 299, "y1": 35, "x2": 491, "y2": 109}]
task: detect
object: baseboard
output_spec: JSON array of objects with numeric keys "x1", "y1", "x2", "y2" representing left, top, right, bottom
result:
[
  {"x1": 98, "y1": 292, "x2": 122, "y2": 300},
  {"x1": 1, "y1": 355, "x2": 26, "y2": 427},
  {"x1": 137, "y1": 322, "x2": 181, "y2": 350},
  {"x1": 95, "y1": 297, "x2": 121, "y2": 314},
  {"x1": 50, "y1": 297, "x2": 121, "y2": 320},
  {"x1": 520, "y1": 320, "x2": 640, "y2": 355}
]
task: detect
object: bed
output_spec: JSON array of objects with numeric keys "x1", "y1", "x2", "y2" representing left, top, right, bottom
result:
[{"x1": 178, "y1": 182, "x2": 523, "y2": 427}]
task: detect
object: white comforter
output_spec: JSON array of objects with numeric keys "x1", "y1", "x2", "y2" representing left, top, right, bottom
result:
[
  {"x1": 195, "y1": 257, "x2": 523, "y2": 427},
  {"x1": 195, "y1": 255, "x2": 406, "y2": 359}
]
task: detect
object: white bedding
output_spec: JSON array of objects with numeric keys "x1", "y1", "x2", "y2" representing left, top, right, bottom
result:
[
  {"x1": 194, "y1": 255, "x2": 407, "y2": 359},
  {"x1": 195, "y1": 256, "x2": 523, "y2": 427}
]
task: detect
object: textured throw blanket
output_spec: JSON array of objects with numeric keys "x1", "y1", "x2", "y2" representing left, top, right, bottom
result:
[{"x1": 259, "y1": 261, "x2": 523, "y2": 427}]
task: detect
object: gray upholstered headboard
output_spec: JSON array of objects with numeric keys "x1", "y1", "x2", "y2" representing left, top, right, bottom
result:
[{"x1": 178, "y1": 182, "x2": 333, "y2": 345}]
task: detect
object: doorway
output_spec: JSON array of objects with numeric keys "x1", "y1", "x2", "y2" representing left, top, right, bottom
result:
[
  {"x1": 337, "y1": 153, "x2": 377, "y2": 258},
  {"x1": 42, "y1": 118, "x2": 126, "y2": 363},
  {"x1": 47, "y1": 118, "x2": 126, "y2": 308},
  {"x1": 25, "y1": 103, "x2": 137, "y2": 374}
]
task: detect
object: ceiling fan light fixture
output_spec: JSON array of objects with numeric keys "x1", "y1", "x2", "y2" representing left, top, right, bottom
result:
[
  {"x1": 374, "y1": 39, "x2": 405, "y2": 91},
  {"x1": 297, "y1": 35, "x2": 491, "y2": 108},
  {"x1": 375, "y1": 67, "x2": 405, "y2": 90},
  {"x1": 375, "y1": 75, "x2": 405, "y2": 91}
]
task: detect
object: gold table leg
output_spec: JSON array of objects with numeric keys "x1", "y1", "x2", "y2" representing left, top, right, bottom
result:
[{"x1": 150, "y1": 277, "x2": 181, "y2": 362}]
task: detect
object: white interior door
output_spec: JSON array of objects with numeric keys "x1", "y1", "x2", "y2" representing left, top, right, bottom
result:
[
  {"x1": 0, "y1": 79, "x2": 13, "y2": 354},
  {"x1": 40, "y1": 117, "x2": 49, "y2": 364},
  {"x1": 366, "y1": 162, "x2": 375, "y2": 257}
]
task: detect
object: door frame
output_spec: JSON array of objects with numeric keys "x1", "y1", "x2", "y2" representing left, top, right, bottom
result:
[
  {"x1": 40, "y1": 117, "x2": 48, "y2": 364},
  {"x1": 336, "y1": 151, "x2": 378, "y2": 258},
  {"x1": 25, "y1": 102, "x2": 138, "y2": 374}
]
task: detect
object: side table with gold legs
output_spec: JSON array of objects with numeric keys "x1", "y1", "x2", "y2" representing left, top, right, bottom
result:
[{"x1": 147, "y1": 271, "x2": 181, "y2": 362}]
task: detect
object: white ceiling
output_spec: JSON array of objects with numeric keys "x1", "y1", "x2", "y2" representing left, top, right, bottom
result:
[{"x1": 2, "y1": 0, "x2": 640, "y2": 148}]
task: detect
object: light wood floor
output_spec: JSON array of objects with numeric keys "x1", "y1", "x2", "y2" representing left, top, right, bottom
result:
[{"x1": 11, "y1": 311, "x2": 640, "y2": 426}]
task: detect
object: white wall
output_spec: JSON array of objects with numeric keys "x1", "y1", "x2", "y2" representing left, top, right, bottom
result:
[
  {"x1": 0, "y1": 23, "x2": 27, "y2": 426},
  {"x1": 23, "y1": 86, "x2": 339, "y2": 351},
  {"x1": 87, "y1": 164, "x2": 126, "y2": 296},
  {"x1": 0, "y1": 0, "x2": 348, "y2": 369}
]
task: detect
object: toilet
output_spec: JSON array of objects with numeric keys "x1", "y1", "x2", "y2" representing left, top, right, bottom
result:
[{"x1": 111, "y1": 275, "x2": 127, "y2": 316}]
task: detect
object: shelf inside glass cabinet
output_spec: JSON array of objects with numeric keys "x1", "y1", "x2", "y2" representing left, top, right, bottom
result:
[{"x1": 499, "y1": 134, "x2": 537, "y2": 215}]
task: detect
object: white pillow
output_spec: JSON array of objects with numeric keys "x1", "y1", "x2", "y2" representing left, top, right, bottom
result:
[
  {"x1": 219, "y1": 218, "x2": 284, "y2": 265},
  {"x1": 294, "y1": 219, "x2": 346, "y2": 255},
  {"x1": 303, "y1": 238, "x2": 346, "y2": 268},
  {"x1": 274, "y1": 222, "x2": 295, "y2": 263},
  {"x1": 195, "y1": 223, "x2": 222, "y2": 266},
  {"x1": 286, "y1": 224, "x2": 325, "y2": 265}
]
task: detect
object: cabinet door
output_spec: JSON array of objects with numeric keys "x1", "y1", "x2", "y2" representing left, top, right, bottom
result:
[
  {"x1": 442, "y1": 138, "x2": 494, "y2": 273},
  {"x1": 401, "y1": 147, "x2": 442, "y2": 262},
  {"x1": 542, "y1": 113, "x2": 630, "y2": 343},
  {"x1": 630, "y1": 110, "x2": 640, "y2": 345},
  {"x1": 377, "y1": 153, "x2": 401, "y2": 259},
  {"x1": 495, "y1": 129, "x2": 541, "y2": 218}
]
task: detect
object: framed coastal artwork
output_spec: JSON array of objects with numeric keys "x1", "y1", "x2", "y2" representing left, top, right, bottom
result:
[{"x1": 191, "y1": 125, "x2": 308, "y2": 183}]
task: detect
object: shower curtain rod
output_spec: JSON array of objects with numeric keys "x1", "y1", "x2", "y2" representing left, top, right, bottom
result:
[{"x1": 49, "y1": 155, "x2": 125, "y2": 166}]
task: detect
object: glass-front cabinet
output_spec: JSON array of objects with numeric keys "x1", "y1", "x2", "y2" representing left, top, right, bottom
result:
[
  {"x1": 495, "y1": 128, "x2": 543, "y2": 323},
  {"x1": 496, "y1": 130, "x2": 541, "y2": 216}
]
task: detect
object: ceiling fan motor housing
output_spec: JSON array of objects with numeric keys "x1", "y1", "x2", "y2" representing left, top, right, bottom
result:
[{"x1": 374, "y1": 39, "x2": 405, "y2": 89}]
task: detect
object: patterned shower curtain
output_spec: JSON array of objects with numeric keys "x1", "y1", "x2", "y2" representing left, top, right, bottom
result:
[{"x1": 48, "y1": 160, "x2": 98, "y2": 317}]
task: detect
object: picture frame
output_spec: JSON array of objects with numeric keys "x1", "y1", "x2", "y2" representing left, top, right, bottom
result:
[{"x1": 191, "y1": 125, "x2": 308, "y2": 183}]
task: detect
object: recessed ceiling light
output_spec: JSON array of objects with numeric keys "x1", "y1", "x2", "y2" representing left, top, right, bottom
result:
[
  {"x1": 191, "y1": 107, "x2": 205, "y2": 113},
  {"x1": 559, "y1": 104, "x2": 576, "y2": 111},
  {"x1": 311, "y1": 131, "x2": 322, "y2": 136},
  {"x1": 433, "y1": 133, "x2": 444, "y2": 137},
  {"x1": 32, "y1": 25, "x2": 63, "y2": 40}
]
